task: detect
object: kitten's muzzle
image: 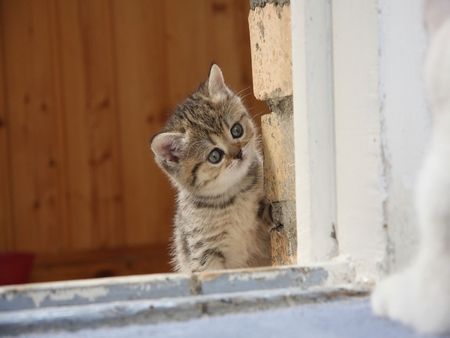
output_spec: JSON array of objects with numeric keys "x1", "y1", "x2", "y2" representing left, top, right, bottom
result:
[{"x1": 233, "y1": 149, "x2": 243, "y2": 160}]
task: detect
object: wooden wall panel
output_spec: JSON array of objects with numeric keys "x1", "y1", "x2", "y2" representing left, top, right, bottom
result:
[
  {"x1": 2, "y1": 0, "x2": 67, "y2": 253},
  {"x1": 111, "y1": 0, "x2": 174, "y2": 246},
  {"x1": 54, "y1": 0, "x2": 91, "y2": 251},
  {"x1": 30, "y1": 244, "x2": 171, "y2": 282},
  {"x1": 0, "y1": 7, "x2": 14, "y2": 251},
  {"x1": 57, "y1": 0, "x2": 125, "y2": 250},
  {"x1": 164, "y1": 0, "x2": 267, "y2": 118},
  {"x1": 164, "y1": 0, "x2": 210, "y2": 105}
]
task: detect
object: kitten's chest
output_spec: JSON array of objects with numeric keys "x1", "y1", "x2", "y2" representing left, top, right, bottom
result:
[
  {"x1": 206, "y1": 195, "x2": 261, "y2": 266},
  {"x1": 185, "y1": 189, "x2": 261, "y2": 229},
  {"x1": 180, "y1": 188, "x2": 263, "y2": 264}
]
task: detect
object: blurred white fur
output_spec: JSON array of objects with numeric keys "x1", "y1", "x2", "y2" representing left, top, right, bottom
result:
[{"x1": 371, "y1": 1, "x2": 450, "y2": 334}]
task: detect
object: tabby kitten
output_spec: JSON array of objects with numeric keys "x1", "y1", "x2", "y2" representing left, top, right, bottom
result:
[{"x1": 150, "y1": 64, "x2": 272, "y2": 273}]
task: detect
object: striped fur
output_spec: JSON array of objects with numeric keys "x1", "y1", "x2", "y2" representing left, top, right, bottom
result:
[{"x1": 151, "y1": 64, "x2": 272, "y2": 273}]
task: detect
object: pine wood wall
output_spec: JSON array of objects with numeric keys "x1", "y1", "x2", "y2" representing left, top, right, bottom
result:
[{"x1": 0, "y1": 0, "x2": 267, "y2": 282}]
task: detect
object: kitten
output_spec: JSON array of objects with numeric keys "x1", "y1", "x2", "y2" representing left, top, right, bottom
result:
[
  {"x1": 371, "y1": 1, "x2": 450, "y2": 334},
  {"x1": 150, "y1": 64, "x2": 272, "y2": 273}
]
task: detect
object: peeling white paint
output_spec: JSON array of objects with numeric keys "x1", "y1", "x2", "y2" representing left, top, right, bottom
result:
[
  {"x1": 53, "y1": 287, "x2": 109, "y2": 302},
  {"x1": 1, "y1": 273, "x2": 190, "y2": 295},
  {"x1": 21, "y1": 287, "x2": 108, "y2": 308},
  {"x1": 227, "y1": 269, "x2": 289, "y2": 283},
  {"x1": 378, "y1": 0, "x2": 429, "y2": 273},
  {"x1": 0, "y1": 273, "x2": 192, "y2": 312},
  {"x1": 26, "y1": 292, "x2": 48, "y2": 308}
]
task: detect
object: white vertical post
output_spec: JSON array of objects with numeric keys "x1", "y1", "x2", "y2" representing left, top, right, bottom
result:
[
  {"x1": 292, "y1": 0, "x2": 338, "y2": 264},
  {"x1": 292, "y1": 0, "x2": 427, "y2": 282},
  {"x1": 332, "y1": 0, "x2": 388, "y2": 281}
]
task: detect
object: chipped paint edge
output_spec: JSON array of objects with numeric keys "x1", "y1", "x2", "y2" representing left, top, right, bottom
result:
[
  {"x1": 0, "y1": 285, "x2": 369, "y2": 336},
  {"x1": 1, "y1": 262, "x2": 354, "y2": 312}
]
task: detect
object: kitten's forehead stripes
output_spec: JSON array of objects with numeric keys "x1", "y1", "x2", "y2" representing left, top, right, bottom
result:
[
  {"x1": 180, "y1": 98, "x2": 224, "y2": 132},
  {"x1": 207, "y1": 136, "x2": 216, "y2": 146},
  {"x1": 167, "y1": 87, "x2": 246, "y2": 138}
]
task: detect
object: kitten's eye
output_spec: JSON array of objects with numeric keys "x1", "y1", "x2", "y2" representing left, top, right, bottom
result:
[
  {"x1": 208, "y1": 148, "x2": 223, "y2": 164},
  {"x1": 231, "y1": 123, "x2": 244, "y2": 139}
]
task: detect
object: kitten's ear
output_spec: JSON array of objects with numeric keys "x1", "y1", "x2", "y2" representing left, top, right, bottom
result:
[
  {"x1": 208, "y1": 63, "x2": 232, "y2": 100},
  {"x1": 151, "y1": 132, "x2": 186, "y2": 164}
]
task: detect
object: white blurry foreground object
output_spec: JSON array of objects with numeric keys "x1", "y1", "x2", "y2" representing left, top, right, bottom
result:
[{"x1": 371, "y1": 1, "x2": 450, "y2": 334}]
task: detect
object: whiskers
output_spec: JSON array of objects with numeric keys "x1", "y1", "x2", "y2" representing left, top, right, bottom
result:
[
  {"x1": 225, "y1": 86, "x2": 254, "y2": 113},
  {"x1": 249, "y1": 110, "x2": 267, "y2": 122},
  {"x1": 234, "y1": 85, "x2": 252, "y2": 98}
]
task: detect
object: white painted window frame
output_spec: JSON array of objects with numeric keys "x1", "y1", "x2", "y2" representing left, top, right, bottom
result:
[{"x1": 292, "y1": 0, "x2": 389, "y2": 283}]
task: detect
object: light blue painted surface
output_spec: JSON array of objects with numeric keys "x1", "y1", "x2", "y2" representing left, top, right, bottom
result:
[
  {"x1": 0, "y1": 265, "x2": 340, "y2": 313},
  {"x1": 197, "y1": 266, "x2": 329, "y2": 295},
  {"x1": 0, "y1": 265, "x2": 362, "y2": 336},
  {"x1": 5, "y1": 298, "x2": 449, "y2": 338}
]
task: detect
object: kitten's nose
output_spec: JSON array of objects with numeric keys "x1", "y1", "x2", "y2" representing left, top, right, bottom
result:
[{"x1": 233, "y1": 149, "x2": 243, "y2": 160}]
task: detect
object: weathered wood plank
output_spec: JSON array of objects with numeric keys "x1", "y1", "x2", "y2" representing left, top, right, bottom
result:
[
  {"x1": 111, "y1": 0, "x2": 174, "y2": 246},
  {"x1": 30, "y1": 244, "x2": 171, "y2": 283},
  {"x1": 0, "y1": 3, "x2": 14, "y2": 252},
  {"x1": 57, "y1": 0, "x2": 125, "y2": 250},
  {"x1": 0, "y1": 2, "x2": 14, "y2": 252},
  {"x1": 2, "y1": 0, "x2": 66, "y2": 253}
]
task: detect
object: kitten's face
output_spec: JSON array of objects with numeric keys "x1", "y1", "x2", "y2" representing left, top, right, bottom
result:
[{"x1": 151, "y1": 64, "x2": 257, "y2": 196}]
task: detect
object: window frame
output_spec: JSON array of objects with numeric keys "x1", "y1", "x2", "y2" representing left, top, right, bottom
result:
[{"x1": 292, "y1": 0, "x2": 389, "y2": 282}]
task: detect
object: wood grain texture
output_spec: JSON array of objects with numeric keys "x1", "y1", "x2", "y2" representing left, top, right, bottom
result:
[
  {"x1": 57, "y1": 0, "x2": 126, "y2": 250},
  {"x1": 0, "y1": 5, "x2": 14, "y2": 251},
  {"x1": 2, "y1": 0, "x2": 67, "y2": 253},
  {"x1": 30, "y1": 244, "x2": 171, "y2": 282},
  {"x1": 164, "y1": 0, "x2": 266, "y2": 119},
  {"x1": 111, "y1": 0, "x2": 174, "y2": 246}
]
